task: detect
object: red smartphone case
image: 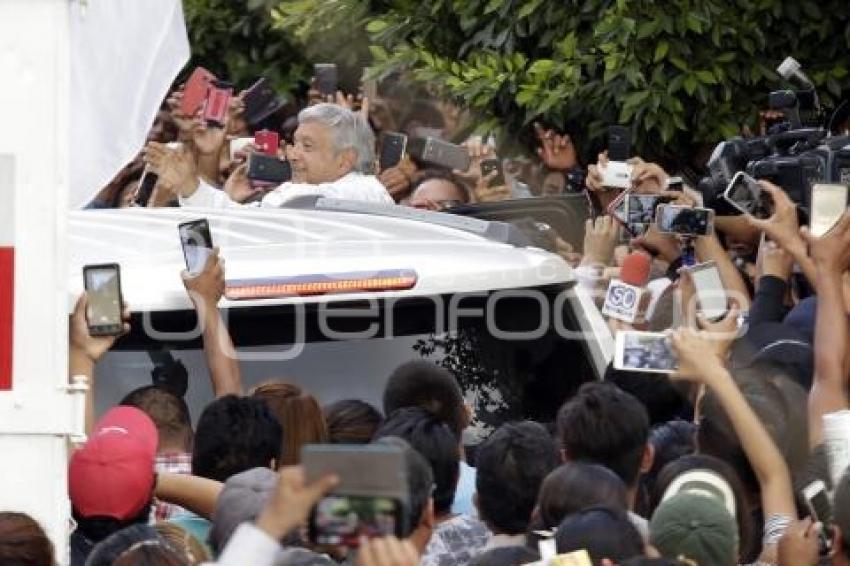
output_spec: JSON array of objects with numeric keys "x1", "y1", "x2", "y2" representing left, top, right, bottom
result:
[{"x1": 180, "y1": 67, "x2": 216, "y2": 117}]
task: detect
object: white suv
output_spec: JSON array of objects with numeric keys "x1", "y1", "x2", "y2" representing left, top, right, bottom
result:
[{"x1": 69, "y1": 200, "x2": 612, "y2": 438}]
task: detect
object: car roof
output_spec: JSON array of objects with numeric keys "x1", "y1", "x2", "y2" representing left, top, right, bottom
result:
[{"x1": 69, "y1": 207, "x2": 573, "y2": 312}]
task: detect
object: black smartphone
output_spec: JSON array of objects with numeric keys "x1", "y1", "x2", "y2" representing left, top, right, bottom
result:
[
  {"x1": 608, "y1": 125, "x2": 631, "y2": 162},
  {"x1": 655, "y1": 204, "x2": 714, "y2": 236},
  {"x1": 247, "y1": 153, "x2": 292, "y2": 184},
  {"x1": 802, "y1": 480, "x2": 833, "y2": 555},
  {"x1": 178, "y1": 219, "x2": 214, "y2": 275},
  {"x1": 480, "y1": 158, "x2": 505, "y2": 188},
  {"x1": 379, "y1": 132, "x2": 408, "y2": 171},
  {"x1": 83, "y1": 264, "x2": 124, "y2": 337},
  {"x1": 134, "y1": 167, "x2": 158, "y2": 207},
  {"x1": 314, "y1": 63, "x2": 338, "y2": 96},
  {"x1": 303, "y1": 444, "x2": 407, "y2": 547},
  {"x1": 242, "y1": 77, "x2": 282, "y2": 126}
]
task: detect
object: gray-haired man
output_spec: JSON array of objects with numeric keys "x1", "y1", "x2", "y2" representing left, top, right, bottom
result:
[{"x1": 175, "y1": 103, "x2": 392, "y2": 207}]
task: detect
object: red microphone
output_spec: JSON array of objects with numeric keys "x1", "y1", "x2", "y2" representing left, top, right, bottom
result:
[{"x1": 620, "y1": 251, "x2": 652, "y2": 287}]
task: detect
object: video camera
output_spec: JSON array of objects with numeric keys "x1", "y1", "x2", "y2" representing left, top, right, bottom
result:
[{"x1": 698, "y1": 57, "x2": 850, "y2": 219}]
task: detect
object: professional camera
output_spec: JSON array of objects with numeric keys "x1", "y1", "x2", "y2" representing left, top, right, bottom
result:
[{"x1": 698, "y1": 57, "x2": 850, "y2": 219}]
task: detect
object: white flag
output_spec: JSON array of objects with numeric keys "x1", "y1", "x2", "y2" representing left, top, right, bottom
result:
[{"x1": 69, "y1": 0, "x2": 190, "y2": 209}]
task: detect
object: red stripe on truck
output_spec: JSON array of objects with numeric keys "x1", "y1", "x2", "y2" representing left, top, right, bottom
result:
[{"x1": 0, "y1": 247, "x2": 12, "y2": 390}]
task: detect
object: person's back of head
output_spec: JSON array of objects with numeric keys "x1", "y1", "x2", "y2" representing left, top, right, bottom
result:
[
  {"x1": 323, "y1": 399, "x2": 383, "y2": 444},
  {"x1": 85, "y1": 524, "x2": 163, "y2": 566},
  {"x1": 468, "y1": 545, "x2": 539, "y2": 566},
  {"x1": 698, "y1": 362, "x2": 808, "y2": 496},
  {"x1": 371, "y1": 437, "x2": 434, "y2": 538},
  {"x1": 373, "y1": 406, "x2": 460, "y2": 516},
  {"x1": 476, "y1": 421, "x2": 560, "y2": 535},
  {"x1": 252, "y1": 381, "x2": 328, "y2": 465},
  {"x1": 538, "y1": 462, "x2": 629, "y2": 530},
  {"x1": 554, "y1": 505, "x2": 644, "y2": 563},
  {"x1": 120, "y1": 385, "x2": 193, "y2": 453},
  {"x1": 192, "y1": 395, "x2": 282, "y2": 482},
  {"x1": 0, "y1": 512, "x2": 54, "y2": 566},
  {"x1": 113, "y1": 542, "x2": 189, "y2": 566},
  {"x1": 650, "y1": 491, "x2": 738, "y2": 566},
  {"x1": 297, "y1": 103, "x2": 376, "y2": 174},
  {"x1": 153, "y1": 522, "x2": 210, "y2": 565},
  {"x1": 209, "y1": 467, "x2": 279, "y2": 555},
  {"x1": 556, "y1": 382, "x2": 651, "y2": 489},
  {"x1": 383, "y1": 360, "x2": 466, "y2": 437}
]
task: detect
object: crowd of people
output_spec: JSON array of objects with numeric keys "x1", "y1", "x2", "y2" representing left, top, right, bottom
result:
[{"x1": 4, "y1": 61, "x2": 850, "y2": 566}]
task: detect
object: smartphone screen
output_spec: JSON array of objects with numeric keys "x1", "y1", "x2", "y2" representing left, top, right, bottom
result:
[
  {"x1": 83, "y1": 264, "x2": 123, "y2": 336},
  {"x1": 687, "y1": 261, "x2": 727, "y2": 321},
  {"x1": 723, "y1": 172, "x2": 770, "y2": 218},
  {"x1": 627, "y1": 195, "x2": 660, "y2": 227},
  {"x1": 310, "y1": 495, "x2": 403, "y2": 546},
  {"x1": 178, "y1": 219, "x2": 213, "y2": 275},
  {"x1": 810, "y1": 183, "x2": 848, "y2": 237},
  {"x1": 614, "y1": 331, "x2": 678, "y2": 374},
  {"x1": 480, "y1": 158, "x2": 505, "y2": 188},
  {"x1": 379, "y1": 132, "x2": 407, "y2": 171},
  {"x1": 656, "y1": 205, "x2": 713, "y2": 236}
]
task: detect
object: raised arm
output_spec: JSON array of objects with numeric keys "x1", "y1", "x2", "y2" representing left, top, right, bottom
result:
[
  {"x1": 155, "y1": 472, "x2": 223, "y2": 519},
  {"x1": 802, "y1": 212, "x2": 850, "y2": 447},
  {"x1": 694, "y1": 231, "x2": 752, "y2": 312},
  {"x1": 182, "y1": 248, "x2": 243, "y2": 397}
]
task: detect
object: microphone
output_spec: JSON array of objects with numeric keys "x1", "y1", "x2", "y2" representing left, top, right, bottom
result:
[{"x1": 602, "y1": 251, "x2": 652, "y2": 324}]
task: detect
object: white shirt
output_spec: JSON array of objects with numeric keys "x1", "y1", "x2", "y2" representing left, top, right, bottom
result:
[{"x1": 179, "y1": 171, "x2": 394, "y2": 208}]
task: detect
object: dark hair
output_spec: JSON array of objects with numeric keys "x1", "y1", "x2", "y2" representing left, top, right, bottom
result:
[
  {"x1": 833, "y1": 466, "x2": 850, "y2": 558},
  {"x1": 373, "y1": 407, "x2": 460, "y2": 515},
  {"x1": 72, "y1": 502, "x2": 153, "y2": 545},
  {"x1": 85, "y1": 524, "x2": 165, "y2": 566},
  {"x1": 651, "y1": 454, "x2": 755, "y2": 563},
  {"x1": 0, "y1": 512, "x2": 54, "y2": 566},
  {"x1": 604, "y1": 364, "x2": 693, "y2": 425},
  {"x1": 120, "y1": 386, "x2": 193, "y2": 451},
  {"x1": 556, "y1": 382, "x2": 650, "y2": 487},
  {"x1": 324, "y1": 399, "x2": 383, "y2": 444},
  {"x1": 698, "y1": 363, "x2": 808, "y2": 496},
  {"x1": 476, "y1": 421, "x2": 560, "y2": 535},
  {"x1": 252, "y1": 381, "x2": 328, "y2": 465},
  {"x1": 642, "y1": 419, "x2": 697, "y2": 515},
  {"x1": 554, "y1": 505, "x2": 644, "y2": 563},
  {"x1": 372, "y1": 437, "x2": 434, "y2": 536},
  {"x1": 383, "y1": 361, "x2": 466, "y2": 437},
  {"x1": 468, "y1": 545, "x2": 540, "y2": 566},
  {"x1": 409, "y1": 169, "x2": 471, "y2": 203},
  {"x1": 192, "y1": 395, "x2": 282, "y2": 482},
  {"x1": 537, "y1": 462, "x2": 629, "y2": 530}
]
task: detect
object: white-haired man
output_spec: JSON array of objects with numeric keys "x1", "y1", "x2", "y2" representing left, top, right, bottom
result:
[{"x1": 150, "y1": 103, "x2": 392, "y2": 206}]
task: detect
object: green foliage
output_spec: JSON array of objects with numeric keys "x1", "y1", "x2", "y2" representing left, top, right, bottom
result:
[
  {"x1": 183, "y1": 0, "x2": 310, "y2": 93},
  {"x1": 363, "y1": 0, "x2": 850, "y2": 165}
]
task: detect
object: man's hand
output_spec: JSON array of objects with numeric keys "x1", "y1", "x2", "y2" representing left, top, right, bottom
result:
[
  {"x1": 745, "y1": 181, "x2": 803, "y2": 256},
  {"x1": 223, "y1": 164, "x2": 260, "y2": 204},
  {"x1": 777, "y1": 518, "x2": 820, "y2": 566},
  {"x1": 357, "y1": 537, "x2": 420, "y2": 566},
  {"x1": 580, "y1": 215, "x2": 618, "y2": 266},
  {"x1": 165, "y1": 87, "x2": 195, "y2": 135},
  {"x1": 534, "y1": 122, "x2": 577, "y2": 171},
  {"x1": 670, "y1": 325, "x2": 729, "y2": 383},
  {"x1": 473, "y1": 172, "x2": 510, "y2": 202},
  {"x1": 255, "y1": 466, "x2": 338, "y2": 541},
  {"x1": 802, "y1": 210, "x2": 850, "y2": 275},
  {"x1": 143, "y1": 142, "x2": 199, "y2": 198},
  {"x1": 455, "y1": 137, "x2": 494, "y2": 187},
  {"x1": 70, "y1": 293, "x2": 130, "y2": 365},
  {"x1": 758, "y1": 239, "x2": 794, "y2": 282},
  {"x1": 585, "y1": 152, "x2": 609, "y2": 193},
  {"x1": 182, "y1": 247, "x2": 225, "y2": 311},
  {"x1": 379, "y1": 163, "x2": 413, "y2": 201},
  {"x1": 631, "y1": 226, "x2": 681, "y2": 264}
]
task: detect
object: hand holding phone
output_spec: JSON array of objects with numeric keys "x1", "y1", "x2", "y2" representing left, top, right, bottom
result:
[
  {"x1": 178, "y1": 219, "x2": 214, "y2": 275},
  {"x1": 614, "y1": 331, "x2": 678, "y2": 374},
  {"x1": 684, "y1": 261, "x2": 728, "y2": 321},
  {"x1": 83, "y1": 264, "x2": 125, "y2": 336},
  {"x1": 655, "y1": 204, "x2": 714, "y2": 237},
  {"x1": 379, "y1": 132, "x2": 408, "y2": 171},
  {"x1": 314, "y1": 64, "x2": 338, "y2": 97},
  {"x1": 480, "y1": 158, "x2": 506, "y2": 188},
  {"x1": 724, "y1": 172, "x2": 771, "y2": 219}
]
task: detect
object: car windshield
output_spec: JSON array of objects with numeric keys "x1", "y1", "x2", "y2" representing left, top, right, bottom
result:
[{"x1": 98, "y1": 286, "x2": 595, "y2": 440}]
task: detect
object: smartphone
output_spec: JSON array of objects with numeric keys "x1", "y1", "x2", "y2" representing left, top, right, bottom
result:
[
  {"x1": 407, "y1": 137, "x2": 471, "y2": 172},
  {"x1": 802, "y1": 480, "x2": 833, "y2": 555},
  {"x1": 379, "y1": 132, "x2": 408, "y2": 171},
  {"x1": 686, "y1": 261, "x2": 728, "y2": 321},
  {"x1": 135, "y1": 142, "x2": 183, "y2": 206},
  {"x1": 613, "y1": 331, "x2": 678, "y2": 374},
  {"x1": 242, "y1": 77, "x2": 282, "y2": 126},
  {"x1": 247, "y1": 153, "x2": 292, "y2": 184},
  {"x1": 810, "y1": 183, "x2": 848, "y2": 237},
  {"x1": 723, "y1": 172, "x2": 770, "y2": 218},
  {"x1": 180, "y1": 67, "x2": 216, "y2": 117},
  {"x1": 608, "y1": 125, "x2": 631, "y2": 162},
  {"x1": 254, "y1": 129, "x2": 280, "y2": 157},
  {"x1": 83, "y1": 264, "x2": 124, "y2": 337},
  {"x1": 202, "y1": 80, "x2": 233, "y2": 127},
  {"x1": 480, "y1": 158, "x2": 506, "y2": 188},
  {"x1": 655, "y1": 204, "x2": 714, "y2": 236},
  {"x1": 303, "y1": 444, "x2": 407, "y2": 547},
  {"x1": 314, "y1": 63, "x2": 338, "y2": 96},
  {"x1": 178, "y1": 219, "x2": 214, "y2": 275}
]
